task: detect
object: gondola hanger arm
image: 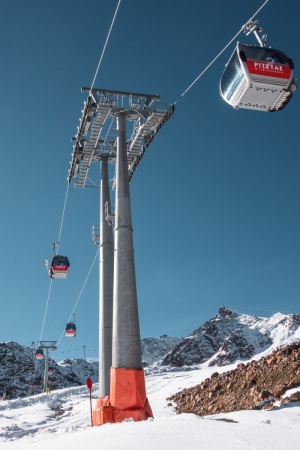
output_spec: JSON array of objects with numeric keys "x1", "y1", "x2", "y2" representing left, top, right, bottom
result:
[{"x1": 243, "y1": 20, "x2": 267, "y2": 47}]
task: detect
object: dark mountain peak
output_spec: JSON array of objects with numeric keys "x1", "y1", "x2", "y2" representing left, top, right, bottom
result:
[
  {"x1": 218, "y1": 305, "x2": 235, "y2": 317},
  {"x1": 162, "y1": 307, "x2": 298, "y2": 368},
  {"x1": 191, "y1": 306, "x2": 240, "y2": 338}
]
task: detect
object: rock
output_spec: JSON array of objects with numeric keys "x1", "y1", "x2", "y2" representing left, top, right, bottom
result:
[{"x1": 168, "y1": 343, "x2": 300, "y2": 417}]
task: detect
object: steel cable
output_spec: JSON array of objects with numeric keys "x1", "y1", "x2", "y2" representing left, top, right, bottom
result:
[{"x1": 173, "y1": 0, "x2": 271, "y2": 105}]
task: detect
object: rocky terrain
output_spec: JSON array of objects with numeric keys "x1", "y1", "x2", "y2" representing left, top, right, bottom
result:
[{"x1": 168, "y1": 342, "x2": 300, "y2": 416}]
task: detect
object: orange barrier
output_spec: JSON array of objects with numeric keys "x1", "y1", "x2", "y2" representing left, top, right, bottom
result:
[
  {"x1": 92, "y1": 368, "x2": 153, "y2": 425},
  {"x1": 92, "y1": 396, "x2": 111, "y2": 426}
]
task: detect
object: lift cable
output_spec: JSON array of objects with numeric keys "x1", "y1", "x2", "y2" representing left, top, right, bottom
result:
[
  {"x1": 89, "y1": 0, "x2": 122, "y2": 94},
  {"x1": 39, "y1": 279, "x2": 54, "y2": 343},
  {"x1": 173, "y1": 0, "x2": 270, "y2": 105},
  {"x1": 55, "y1": 182, "x2": 70, "y2": 255},
  {"x1": 33, "y1": 181, "x2": 71, "y2": 387},
  {"x1": 38, "y1": 182, "x2": 70, "y2": 341},
  {"x1": 55, "y1": 247, "x2": 100, "y2": 348},
  {"x1": 38, "y1": 1, "x2": 121, "y2": 363},
  {"x1": 31, "y1": 2, "x2": 120, "y2": 381}
]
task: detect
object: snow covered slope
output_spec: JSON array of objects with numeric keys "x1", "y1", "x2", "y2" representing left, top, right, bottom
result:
[{"x1": 0, "y1": 361, "x2": 299, "y2": 450}]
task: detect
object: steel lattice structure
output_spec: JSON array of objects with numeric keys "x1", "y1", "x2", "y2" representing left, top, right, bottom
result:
[{"x1": 68, "y1": 87, "x2": 174, "y2": 187}]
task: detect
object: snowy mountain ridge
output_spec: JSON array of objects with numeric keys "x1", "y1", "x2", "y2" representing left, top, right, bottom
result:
[
  {"x1": 1, "y1": 306, "x2": 299, "y2": 398},
  {"x1": 161, "y1": 306, "x2": 300, "y2": 367}
]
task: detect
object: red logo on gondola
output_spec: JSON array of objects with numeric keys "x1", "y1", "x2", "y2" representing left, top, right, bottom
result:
[
  {"x1": 246, "y1": 60, "x2": 291, "y2": 79},
  {"x1": 53, "y1": 265, "x2": 68, "y2": 271}
]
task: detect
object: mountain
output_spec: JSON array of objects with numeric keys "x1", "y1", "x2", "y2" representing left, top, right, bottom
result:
[
  {"x1": 0, "y1": 335, "x2": 177, "y2": 399},
  {"x1": 0, "y1": 342, "x2": 98, "y2": 399},
  {"x1": 141, "y1": 335, "x2": 183, "y2": 366},
  {"x1": 161, "y1": 306, "x2": 300, "y2": 367},
  {"x1": 1, "y1": 307, "x2": 299, "y2": 399}
]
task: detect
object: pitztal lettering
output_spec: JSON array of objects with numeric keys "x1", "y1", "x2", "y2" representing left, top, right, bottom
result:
[
  {"x1": 246, "y1": 59, "x2": 291, "y2": 79},
  {"x1": 253, "y1": 62, "x2": 283, "y2": 72}
]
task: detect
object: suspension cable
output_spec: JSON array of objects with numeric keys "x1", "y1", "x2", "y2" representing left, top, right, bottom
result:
[
  {"x1": 55, "y1": 247, "x2": 100, "y2": 347},
  {"x1": 39, "y1": 1, "x2": 121, "y2": 359},
  {"x1": 173, "y1": 0, "x2": 270, "y2": 105},
  {"x1": 89, "y1": 0, "x2": 122, "y2": 94},
  {"x1": 53, "y1": 183, "x2": 70, "y2": 254},
  {"x1": 37, "y1": 181, "x2": 70, "y2": 351},
  {"x1": 39, "y1": 279, "x2": 53, "y2": 342},
  {"x1": 55, "y1": 182, "x2": 70, "y2": 254},
  {"x1": 33, "y1": 2, "x2": 121, "y2": 371}
]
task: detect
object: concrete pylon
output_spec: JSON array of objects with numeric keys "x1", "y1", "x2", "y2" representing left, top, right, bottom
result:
[
  {"x1": 109, "y1": 112, "x2": 152, "y2": 423},
  {"x1": 99, "y1": 155, "x2": 114, "y2": 397},
  {"x1": 112, "y1": 113, "x2": 142, "y2": 369},
  {"x1": 93, "y1": 113, "x2": 152, "y2": 426},
  {"x1": 93, "y1": 156, "x2": 114, "y2": 422}
]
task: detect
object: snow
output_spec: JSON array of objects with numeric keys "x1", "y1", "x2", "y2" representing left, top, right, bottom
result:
[{"x1": 1, "y1": 364, "x2": 299, "y2": 449}]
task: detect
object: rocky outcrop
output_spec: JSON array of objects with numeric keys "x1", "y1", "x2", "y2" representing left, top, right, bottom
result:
[
  {"x1": 168, "y1": 343, "x2": 300, "y2": 416},
  {"x1": 141, "y1": 335, "x2": 182, "y2": 366}
]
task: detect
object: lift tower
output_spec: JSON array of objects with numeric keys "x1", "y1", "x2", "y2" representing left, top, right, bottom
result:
[
  {"x1": 68, "y1": 87, "x2": 174, "y2": 425},
  {"x1": 38, "y1": 341, "x2": 57, "y2": 393}
]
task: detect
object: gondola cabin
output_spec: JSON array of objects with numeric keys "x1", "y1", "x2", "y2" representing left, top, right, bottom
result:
[
  {"x1": 35, "y1": 348, "x2": 44, "y2": 360},
  {"x1": 32, "y1": 379, "x2": 40, "y2": 389},
  {"x1": 48, "y1": 367, "x2": 54, "y2": 375},
  {"x1": 50, "y1": 255, "x2": 70, "y2": 279},
  {"x1": 220, "y1": 42, "x2": 296, "y2": 111},
  {"x1": 65, "y1": 322, "x2": 76, "y2": 337}
]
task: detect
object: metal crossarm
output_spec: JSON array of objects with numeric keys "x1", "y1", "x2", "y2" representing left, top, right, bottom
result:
[
  {"x1": 68, "y1": 87, "x2": 174, "y2": 188},
  {"x1": 127, "y1": 106, "x2": 175, "y2": 181},
  {"x1": 75, "y1": 104, "x2": 112, "y2": 188}
]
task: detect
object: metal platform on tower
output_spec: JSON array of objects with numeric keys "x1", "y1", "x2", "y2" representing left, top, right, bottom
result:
[{"x1": 68, "y1": 87, "x2": 174, "y2": 187}]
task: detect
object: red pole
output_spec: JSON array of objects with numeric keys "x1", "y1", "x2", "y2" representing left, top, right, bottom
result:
[{"x1": 86, "y1": 376, "x2": 93, "y2": 427}]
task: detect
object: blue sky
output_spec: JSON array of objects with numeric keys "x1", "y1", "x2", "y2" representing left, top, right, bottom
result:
[{"x1": 0, "y1": 0, "x2": 299, "y2": 362}]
